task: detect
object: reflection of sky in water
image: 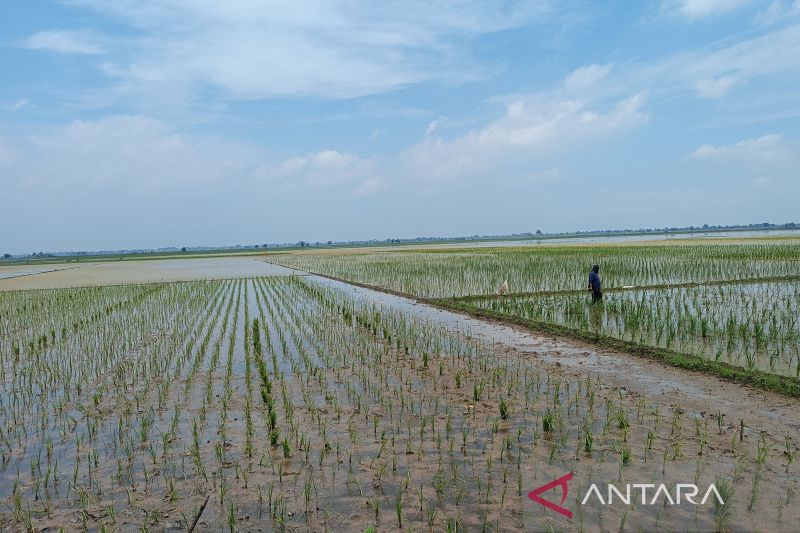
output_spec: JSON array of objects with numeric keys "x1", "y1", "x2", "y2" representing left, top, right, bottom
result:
[
  {"x1": 0, "y1": 258, "x2": 297, "y2": 289},
  {"x1": 0, "y1": 267, "x2": 64, "y2": 279}
]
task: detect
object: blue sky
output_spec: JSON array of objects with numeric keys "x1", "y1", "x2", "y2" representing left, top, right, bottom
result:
[{"x1": 1, "y1": 0, "x2": 799, "y2": 253}]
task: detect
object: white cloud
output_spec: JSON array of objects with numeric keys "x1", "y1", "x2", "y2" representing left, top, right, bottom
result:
[
  {"x1": 690, "y1": 133, "x2": 789, "y2": 162},
  {"x1": 24, "y1": 30, "x2": 105, "y2": 54},
  {"x1": 0, "y1": 108, "x2": 391, "y2": 210},
  {"x1": 755, "y1": 0, "x2": 800, "y2": 25},
  {"x1": 3, "y1": 98, "x2": 31, "y2": 112},
  {"x1": 531, "y1": 22, "x2": 800, "y2": 110},
  {"x1": 404, "y1": 93, "x2": 648, "y2": 182},
  {"x1": 54, "y1": 0, "x2": 550, "y2": 100},
  {"x1": 679, "y1": 25, "x2": 800, "y2": 84},
  {"x1": 3, "y1": 116, "x2": 388, "y2": 199},
  {"x1": 688, "y1": 134, "x2": 799, "y2": 187},
  {"x1": 265, "y1": 149, "x2": 373, "y2": 187},
  {"x1": 565, "y1": 64, "x2": 613, "y2": 89},
  {"x1": 664, "y1": 0, "x2": 754, "y2": 20},
  {"x1": 694, "y1": 75, "x2": 739, "y2": 98},
  {"x1": 3, "y1": 115, "x2": 268, "y2": 194}
]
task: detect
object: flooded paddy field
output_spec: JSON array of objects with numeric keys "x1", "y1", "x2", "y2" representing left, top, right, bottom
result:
[
  {"x1": 0, "y1": 265, "x2": 79, "y2": 282},
  {"x1": 1, "y1": 275, "x2": 799, "y2": 531},
  {"x1": 467, "y1": 280, "x2": 800, "y2": 377},
  {"x1": 269, "y1": 238, "x2": 800, "y2": 390},
  {"x1": 0, "y1": 257, "x2": 296, "y2": 291}
]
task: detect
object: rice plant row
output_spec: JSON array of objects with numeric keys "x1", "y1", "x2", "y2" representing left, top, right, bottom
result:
[
  {"x1": 0, "y1": 276, "x2": 796, "y2": 531},
  {"x1": 470, "y1": 281, "x2": 800, "y2": 377}
]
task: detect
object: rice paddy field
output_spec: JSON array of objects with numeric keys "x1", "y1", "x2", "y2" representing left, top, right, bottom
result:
[
  {"x1": 269, "y1": 238, "x2": 800, "y2": 389},
  {"x1": 468, "y1": 281, "x2": 800, "y2": 377},
  {"x1": 270, "y1": 238, "x2": 800, "y2": 298},
  {"x1": 1, "y1": 237, "x2": 799, "y2": 531}
]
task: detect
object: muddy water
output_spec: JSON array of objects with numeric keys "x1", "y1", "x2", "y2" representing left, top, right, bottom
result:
[
  {"x1": 311, "y1": 276, "x2": 703, "y2": 394},
  {"x1": 0, "y1": 257, "x2": 297, "y2": 290},
  {"x1": 3, "y1": 274, "x2": 798, "y2": 532},
  {"x1": 309, "y1": 275, "x2": 798, "y2": 430},
  {"x1": 307, "y1": 275, "x2": 800, "y2": 532}
]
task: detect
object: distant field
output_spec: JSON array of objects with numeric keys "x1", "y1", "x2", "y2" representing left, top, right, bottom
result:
[{"x1": 0, "y1": 256, "x2": 296, "y2": 291}]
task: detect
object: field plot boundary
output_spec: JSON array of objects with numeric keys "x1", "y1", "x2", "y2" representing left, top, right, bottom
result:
[{"x1": 432, "y1": 297, "x2": 800, "y2": 398}]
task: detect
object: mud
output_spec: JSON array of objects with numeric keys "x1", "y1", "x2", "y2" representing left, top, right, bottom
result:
[{"x1": 2, "y1": 273, "x2": 798, "y2": 532}]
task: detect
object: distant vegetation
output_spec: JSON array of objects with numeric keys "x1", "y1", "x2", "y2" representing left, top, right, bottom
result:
[{"x1": 4, "y1": 220, "x2": 797, "y2": 261}]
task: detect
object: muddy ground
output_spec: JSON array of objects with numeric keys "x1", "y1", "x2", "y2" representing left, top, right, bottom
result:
[{"x1": 1, "y1": 275, "x2": 798, "y2": 532}]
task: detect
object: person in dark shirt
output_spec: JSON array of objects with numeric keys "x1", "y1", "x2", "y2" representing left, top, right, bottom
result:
[{"x1": 588, "y1": 264, "x2": 602, "y2": 302}]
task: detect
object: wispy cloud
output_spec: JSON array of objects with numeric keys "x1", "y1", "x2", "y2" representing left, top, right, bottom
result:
[
  {"x1": 690, "y1": 133, "x2": 790, "y2": 162},
  {"x1": 564, "y1": 64, "x2": 614, "y2": 89},
  {"x1": 687, "y1": 134, "x2": 799, "y2": 188},
  {"x1": 2, "y1": 115, "x2": 384, "y2": 195},
  {"x1": 694, "y1": 75, "x2": 740, "y2": 98},
  {"x1": 5, "y1": 115, "x2": 264, "y2": 193},
  {"x1": 2, "y1": 98, "x2": 31, "y2": 112},
  {"x1": 425, "y1": 119, "x2": 441, "y2": 136},
  {"x1": 403, "y1": 93, "x2": 648, "y2": 183},
  {"x1": 500, "y1": 22, "x2": 800, "y2": 118},
  {"x1": 265, "y1": 149, "x2": 377, "y2": 188},
  {"x1": 662, "y1": 0, "x2": 755, "y2": 20},
  {"x1": 53, "y1": 0, "x2": 553, "y2": 100},
  {"x1": 755, "y1": 0, "x2": 800, "y2": 25},
  {"x1": 24, "y1": 30, "x2": 105, "y2": 54}
]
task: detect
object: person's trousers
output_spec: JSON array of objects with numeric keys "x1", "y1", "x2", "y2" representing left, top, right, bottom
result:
[{"x1": 592, "y1": 289, "x2": 603, "y2": 302}]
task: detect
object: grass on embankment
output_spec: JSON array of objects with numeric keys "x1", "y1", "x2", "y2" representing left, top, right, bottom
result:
[{"x1": 432, "y1": 297, "x2": 800, "y2": 398}]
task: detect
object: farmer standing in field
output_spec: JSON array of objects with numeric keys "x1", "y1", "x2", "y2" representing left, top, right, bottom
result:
[{"x1": 588, "y1": 264, "x2": 602, "y2": 302}]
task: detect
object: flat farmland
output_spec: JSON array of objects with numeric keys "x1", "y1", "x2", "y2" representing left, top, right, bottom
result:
[
  {"x1": 2, "y1": 237, "x2": 799, "y2": 531},
  {"x1": 1, "y1": 274, "x2": 799, "y2": 531}
]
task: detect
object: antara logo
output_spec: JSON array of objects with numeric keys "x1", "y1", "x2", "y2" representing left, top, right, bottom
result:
[
  {"x1": 528, "y1": 473, "x2": 573, "y2": 518},
  {"x1": 529, "y1": 473, "x2": 725, "y2": 518},
  {"x1": 581, "y1": 483, "x2": 725, "y2": 506}
]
